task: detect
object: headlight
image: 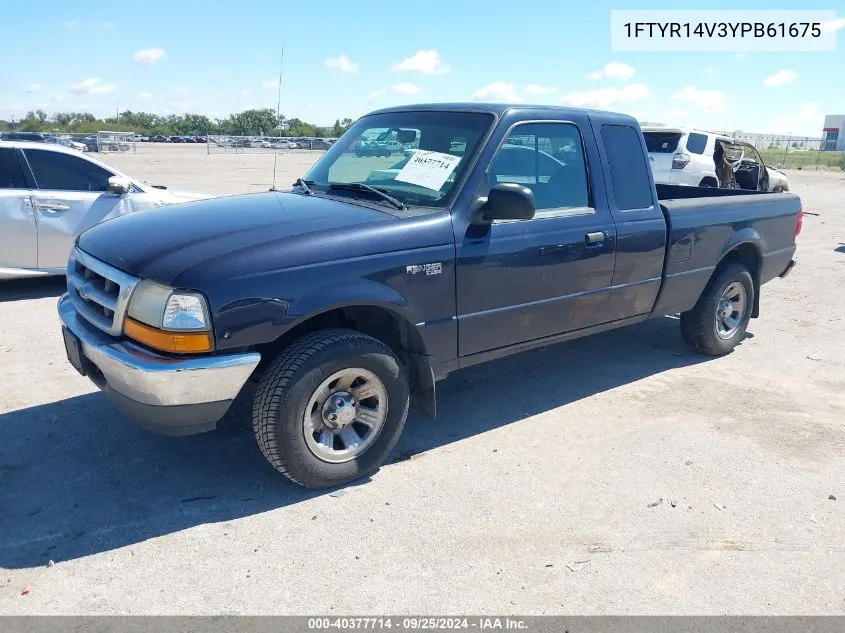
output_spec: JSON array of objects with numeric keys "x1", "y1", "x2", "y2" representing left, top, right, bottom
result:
[
  {"x1": 163, "y1": 292, "x2": 209, "y2": 330},
  {"x1": 125, "y1": 281, "x2": 213, "y2": 353}
]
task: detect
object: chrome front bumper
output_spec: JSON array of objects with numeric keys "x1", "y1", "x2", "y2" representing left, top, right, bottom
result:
[{"x1": 58, "y1": 293, "x2": 261, "y2": 434}]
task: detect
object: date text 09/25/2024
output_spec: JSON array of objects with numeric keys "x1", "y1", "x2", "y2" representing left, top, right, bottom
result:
[{"x1": 307, "y1": 617, "x2": 527, "y2": 630}]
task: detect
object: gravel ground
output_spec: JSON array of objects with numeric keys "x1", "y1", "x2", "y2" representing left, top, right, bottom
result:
[{"x1": 0, "y1": 146, "x2": 843, "y2": 614}]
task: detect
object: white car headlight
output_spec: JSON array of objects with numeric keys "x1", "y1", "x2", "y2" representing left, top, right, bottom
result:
[{"x1": 127, "y1": 280, "x2": 210, "y2": 331}]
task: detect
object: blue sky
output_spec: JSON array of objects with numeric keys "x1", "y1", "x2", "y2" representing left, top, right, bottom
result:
[{"x1": 1, "y1": 0, "x2": 843, "y2": 135}]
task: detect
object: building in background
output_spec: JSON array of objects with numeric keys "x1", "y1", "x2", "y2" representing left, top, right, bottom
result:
[
  {"x1": 822, "y1": 115, "x2": 845, "y2": 151},
  {"x1": 731, "y1": 131, "x2": 821, "y2": 150}
]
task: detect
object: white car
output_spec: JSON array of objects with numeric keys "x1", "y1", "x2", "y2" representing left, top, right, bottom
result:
[
  {"x1": 45, "y1": 136, "x2": 87, "y2": 152},
  {"x1": 250, "y1": 139, "x2": 272, "y2": 149},
  {"x1": 642, "y1": 126, "x2": 732, "y2": 187},
  {"x1": 642, "y1": 126, "x2": 790, "y2": 192},
  {"x1": 0, "y1": 141, "x2": 213, "y2": 280}
]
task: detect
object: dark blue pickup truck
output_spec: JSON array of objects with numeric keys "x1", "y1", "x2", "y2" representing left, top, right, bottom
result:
[{"x1": 58, "y1": 103, "x2": 801, "y2": 488}]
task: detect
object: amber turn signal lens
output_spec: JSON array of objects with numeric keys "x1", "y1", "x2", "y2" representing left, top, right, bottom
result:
[{"x1": 124, "y1": 317, "x2": 213, "y2": 353}]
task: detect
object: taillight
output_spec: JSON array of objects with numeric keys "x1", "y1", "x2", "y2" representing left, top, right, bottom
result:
[
  {"x1": 795, "y1": 208, "x2": 803, "y2": 237},
  {"x1": 671, "y1": 153, "x2": 690, "y2": 169}
]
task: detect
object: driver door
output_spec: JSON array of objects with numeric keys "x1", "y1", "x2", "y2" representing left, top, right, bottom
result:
[
  {"x1": 0, "y1": 147, "x2": 37, "y2": 273},
  {"x1": 744, "y1": 144, "x2": 770, "y2": 191},
  {"x1": 22, "y1": 148, "x2": 117, "y2": 270}
]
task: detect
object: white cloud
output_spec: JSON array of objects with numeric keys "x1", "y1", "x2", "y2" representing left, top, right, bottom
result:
[
  {"x1": 173, "y1": 85, "x2": 191, "y2": 97},
  {"x1": 365, "y1": 89, "x2": 387, "y2": 103},
  {"x1": 391, "y1": 49, "x2": 450, "y2": 75},
  {"x1": 559, "y1": 83, "x2": 650, "y2": 108},
  {"x1": 473, "y1": 82, "x2": 524, "y2": 103},
  {"x1": 69, "y1": 77, "x2": 117, "y2": 95},
  {"x1": 393, "y1": 82, "x2": 421, "y2": 95},
  {"x1": 261, "y1": 78, "x2": 279, "y2": 90},
  {"x1": 821, "y1": 17, "x2": 845, "y2": 33},
  {"x1": 325, "y1": 54, "x2": 358, "y2": 74},
  {"x1": 768, "y1": 103, "x2": 823, "y2": 136},
  {"x1": 52, "y1": 93, "x2": 66, "y2": 103},
  {"x1": 763, "y1": 69, "x2": 798, "y2": 88},
  {"x1": 24, "y1": 83, "x2": 42, "y2": 93},
  {"x1": 133, "y1": 48, "x2": 165, "y2": 66},
  {"x1": 736, "y1": 53, "x2": 746, "y2": 60},
  {"x1": 137, "y1": 92, "x2": 153, "y2": 100},
  {"x1": 658, "y1": 108, "x2": 693, "y2": 125},
  {"x1": 64, "y1": 19, "x2": 78, "y2": 28},
  {"x1": 525, "y1": 84, "x2": 556, "y2": 96},
  {"x1": 669, "y1": 85, "x2": 724, "y2": 113},
  {"x1": 589, "y1": 61, "x2": 635, "y2": 81}
]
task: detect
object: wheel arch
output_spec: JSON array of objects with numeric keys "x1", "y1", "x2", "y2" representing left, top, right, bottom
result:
[
  {"x1": 712, "y1": 237, "x2": 763, "y2": 318},
  {"x1": 254, "y1": 301, "x2": 437, "y2": 418}
]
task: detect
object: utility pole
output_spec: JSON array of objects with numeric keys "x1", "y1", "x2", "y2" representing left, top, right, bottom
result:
[{"x1": 117, "y1": 107, "x2": 120, "y2": 132}]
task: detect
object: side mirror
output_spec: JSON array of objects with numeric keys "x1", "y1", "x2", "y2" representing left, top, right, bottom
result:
[
  {"x1": 107, "y1": 176, "x2": 131, "y2": 195},
  {"x1": 472, "y1": 183, "x2": 535, "y2": 224}
]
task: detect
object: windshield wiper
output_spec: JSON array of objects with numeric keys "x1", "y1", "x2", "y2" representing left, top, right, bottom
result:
[
  {"x1": 292, "y1": 178, "x2": 313, "y2": 195},
  {"x1": 328, "y1": 182, "x2": 407, "y2": 211}
]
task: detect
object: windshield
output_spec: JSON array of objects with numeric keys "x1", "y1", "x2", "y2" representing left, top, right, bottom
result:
[{"x1": 304, "y1": 111, "x2": 494, "y2": 208}]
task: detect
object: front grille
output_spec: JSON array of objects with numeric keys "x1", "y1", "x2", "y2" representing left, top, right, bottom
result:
[{"x1": 67, "y1": 247, "x2": 139, "y2": 336}]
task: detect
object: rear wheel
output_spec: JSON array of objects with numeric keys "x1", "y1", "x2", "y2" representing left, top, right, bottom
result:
[
  {"x1": 680, "y1": 263, "x2": 754, "y2": 356},
  {"x1": 252, "y1": 329, "x2": 409, "y2": 488}
]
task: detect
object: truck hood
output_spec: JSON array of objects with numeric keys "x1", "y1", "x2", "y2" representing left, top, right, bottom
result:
[{"x1": 77, "y1": 192, "x2": 403, "y2": 285}]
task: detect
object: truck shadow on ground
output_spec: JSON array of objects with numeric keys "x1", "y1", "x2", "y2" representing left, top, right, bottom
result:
[
  {"x1": 0, "y1": 277, "x2": 67, "y2": 303},
  {"x1": 0, "y1": 316, "x2": 713, "y2": 568}
]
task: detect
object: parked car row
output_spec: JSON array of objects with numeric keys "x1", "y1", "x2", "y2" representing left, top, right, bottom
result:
[
  {"x1": 1, "y1": 132, "x2": 87, "y2": 152},
  {"x1": 211, "y1": 136, "x2": 335, "y2": 150},
  {"x1": 144, "y1": 135, "x2": 208, "y2": 143}
]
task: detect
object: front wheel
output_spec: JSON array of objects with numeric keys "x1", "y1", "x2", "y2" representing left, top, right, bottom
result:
[
  {"x1": 680, "y1": 263, "x2": 754, "y2": 356},
  {"x1": 252, "y1": 329, "x2": 409, "y2": 488}
]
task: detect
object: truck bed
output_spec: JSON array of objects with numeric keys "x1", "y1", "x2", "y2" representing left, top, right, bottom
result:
[{"x1": 651, "y1": 185, "x2": 800, "y2": 317}]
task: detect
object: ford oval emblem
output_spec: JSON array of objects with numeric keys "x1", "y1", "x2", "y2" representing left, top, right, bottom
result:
[{"x1": 78, "y1": 286, "x2": 88, "y2": 300}]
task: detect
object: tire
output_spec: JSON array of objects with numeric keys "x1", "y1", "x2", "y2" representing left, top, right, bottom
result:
[
  {"x1": 680, "y1": 263, "x2": 754, "y2": 356},
  {"x1": 252, "y1": 328, "x2": 409, "y2": 488},
  {"x1": 699, "y1": 178, "x2": 717, "y2": 188}
]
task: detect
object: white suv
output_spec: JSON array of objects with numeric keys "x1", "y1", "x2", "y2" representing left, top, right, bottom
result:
[
  {"x1": 642, "y1": 126, "x2": 790, "y2": 192},
  {"x1": 642, "y1": 126, "x2": 731, "y2": 187}
]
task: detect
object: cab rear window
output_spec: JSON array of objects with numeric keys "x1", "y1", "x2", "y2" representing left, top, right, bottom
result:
[{"x1": 643, "y1": 132, "x2": 681, "y2": 153}]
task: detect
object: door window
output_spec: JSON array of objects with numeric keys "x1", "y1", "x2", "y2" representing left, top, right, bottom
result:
[
  {"x1": 600, "y1": 125, "x2": 654, "y2": 211},
  {"x1": 0, "y1": 148, "x2": 28, "y2": 189},
  {"x1": 488, "y1": 122, "x2": 590, "y2": 213},
  {"x1": 685, "y1": 132, "x2": 708, "y2": 154},
  {"x1": 23, "y1": 149, "x2": 113, "y2": 192}
]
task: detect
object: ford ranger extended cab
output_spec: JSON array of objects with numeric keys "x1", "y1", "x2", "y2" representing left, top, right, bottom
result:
[{"x1": 57, "y1": 104, "x2": 801, "y2": 488}]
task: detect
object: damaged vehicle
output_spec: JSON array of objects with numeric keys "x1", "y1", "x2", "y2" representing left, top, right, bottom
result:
[
  {"x1": 0, "y1": 141, "x2": 211, "y2": 280},
  {"x1": 718, "y1": 140, "x2": 790, "y2": 192},
  {"x1": 643, "y1": 126, "x2": 789, "y2": 192}
]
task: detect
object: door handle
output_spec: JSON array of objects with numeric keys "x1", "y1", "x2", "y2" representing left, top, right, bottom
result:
[
  {"x1": 585, "y1": 231, "x2": 606, "y2": 246},
  {"x1": 36, "y1": 202, "x2": 71, "y2": 212}
]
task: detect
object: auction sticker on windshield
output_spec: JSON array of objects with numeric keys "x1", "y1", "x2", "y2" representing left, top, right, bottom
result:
[{"x1": 395, "y1": 150, "x2": 461, "y2": 191}]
